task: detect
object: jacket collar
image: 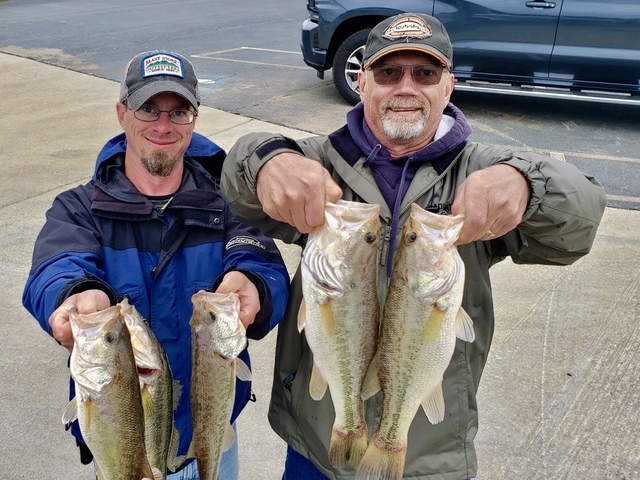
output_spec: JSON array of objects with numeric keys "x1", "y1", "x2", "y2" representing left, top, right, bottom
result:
[
  {"x1": 329, "y1": 102, "x2": 472, "y2": 174},
  {"x1": 90, "y1": 134, "x2": 226, "y2": 218},
  {"x1": 92, "y1": 131, "x2": 226, "y2": 181}
]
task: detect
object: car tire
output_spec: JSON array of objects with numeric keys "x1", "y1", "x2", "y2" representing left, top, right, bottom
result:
[{"x1": 332, "y1": 28, "x2": 371, "y2": 105}]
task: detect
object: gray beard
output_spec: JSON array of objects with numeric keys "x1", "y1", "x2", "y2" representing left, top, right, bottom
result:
[
  {"x1": 381, "y1": 115, "x2": 426, "y2": 140},
  {"x1": 380, "y1": 100, "x2": 428, "y2": 140},
  {"x1": 141, "y1": 150, "x2": 178, "y2": 177}
]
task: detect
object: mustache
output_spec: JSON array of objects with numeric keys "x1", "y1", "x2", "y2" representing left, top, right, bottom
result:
[{"x1": 383, "y1": 98, "x2": 427, "y2": 110}]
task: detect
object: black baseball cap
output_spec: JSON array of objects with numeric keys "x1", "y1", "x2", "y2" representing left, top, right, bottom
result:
[{"x1": 363, "y1": 13, "x2": 453, "y2": 69}]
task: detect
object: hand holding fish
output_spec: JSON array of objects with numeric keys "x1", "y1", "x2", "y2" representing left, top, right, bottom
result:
[
  {"x1": 256, "y1": 152, "x2": 343, "y2": 233},
  {"x1": 216, "y1": 271, "x2": 261, "y2": 329},
  {"x1": 47, "y1": 289, "x2": 111, "y2": 351},
  {"x1": 452, "y1": 164, "x2": 530, "y2": 244}
]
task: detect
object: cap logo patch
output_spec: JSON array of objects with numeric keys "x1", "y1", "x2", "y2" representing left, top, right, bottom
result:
[
  {"x1": 383, "y1": 15, "x2": 432, "y2": 40},
  {"x1": 142, "y1": 53, "x2": 184, "y2": 79}
]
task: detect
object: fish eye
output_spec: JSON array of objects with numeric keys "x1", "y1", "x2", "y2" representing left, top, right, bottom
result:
[
  {"x1": 105, "y1": 332, "x2": 117, "y2": 343},
  {"x1": 207, "y1": 312, "x2": 217, "y2": 324},
  {"x1": 364, "y1": 232, "x2": 376, "y2": 243},
  {"x1": 405, "y1": 232, "x2": 417, "y2": 244}
]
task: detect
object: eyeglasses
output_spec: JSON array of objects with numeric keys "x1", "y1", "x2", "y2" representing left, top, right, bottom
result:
[
  {"x1": 368, "y1": 63, "x2": 449, "y2": 86},
  {"x1": 131, "y1": 105, "x2": 198, "y2": 125}
]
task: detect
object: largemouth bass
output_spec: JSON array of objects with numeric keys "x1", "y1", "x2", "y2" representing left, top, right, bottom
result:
[
  {"x1": 299, "y1": 199, "x2": 381, "y2": 468},
  {"x1": 356, "y1": 203, "x2": 475, "y2": 480},
  {"x1": 190, "y1": 290, "x2": 251, "y2": 480},
  {"x1": 62, "y1": 305, "x2": 158, "y2": 480},
  {"x1": 121, "y1": 299, "x2": 176, "y2": 479}
]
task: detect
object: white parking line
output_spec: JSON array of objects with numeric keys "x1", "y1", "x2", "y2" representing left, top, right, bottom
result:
[
  {"x1": 194, "y1": 47, "x2": 301, "y2": 56},
  {"x1": 192, "y1": 47, "x2": 307, "y2": 69},
  {"x1": 194, "y1": 56, "x2": 309, "y2": 69}
]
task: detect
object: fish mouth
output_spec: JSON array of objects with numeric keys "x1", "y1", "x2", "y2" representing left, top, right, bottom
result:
[{"x1": 137, "y1": 367, "x2": 159, "y2": 378}]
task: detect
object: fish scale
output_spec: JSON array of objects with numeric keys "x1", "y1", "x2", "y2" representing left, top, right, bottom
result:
[
  {"x1": 190, "y1": 290, "x2": 251, "y2": 480},
  {"x1": 65, "y1": 305, "x2": 156, "y2": 480},
  {"x1": 121, "y1": 299, "x2": 175, "y2": 479},
  {"x1": 356, "y1": 203, "x2": 475, "y2": 480},
  {"x1": 299, "y1": 199, "x2": 382, "y2": 470}
]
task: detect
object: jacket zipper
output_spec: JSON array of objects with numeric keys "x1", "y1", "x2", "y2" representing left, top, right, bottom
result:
[{"x1": 378, "y1": 145, "x2": 469, "y2": 283}]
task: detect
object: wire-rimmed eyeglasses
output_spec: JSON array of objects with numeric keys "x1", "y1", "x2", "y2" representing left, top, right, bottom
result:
[{"x1": 130, "y1": 105, "x2": 198, "y2": 125}]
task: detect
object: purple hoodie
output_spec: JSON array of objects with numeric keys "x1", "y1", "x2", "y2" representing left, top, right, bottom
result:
[{"x1": 329, "y1": 102, "x2": 472, "y2": 275}]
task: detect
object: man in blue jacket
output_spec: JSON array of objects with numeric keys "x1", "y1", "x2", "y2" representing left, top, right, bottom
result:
[{"x1": 22, "y1": 50, "x2": 290, "y2": 480}]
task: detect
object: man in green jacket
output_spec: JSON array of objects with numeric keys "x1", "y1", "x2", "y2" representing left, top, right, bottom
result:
[{"x1": 220, "y1": 13, "x2": 606, "y2": 480}]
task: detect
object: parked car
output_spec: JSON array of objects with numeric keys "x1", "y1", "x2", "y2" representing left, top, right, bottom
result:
[{"x1": 301, "y1": 0, "x2": 640, "y2": 105}]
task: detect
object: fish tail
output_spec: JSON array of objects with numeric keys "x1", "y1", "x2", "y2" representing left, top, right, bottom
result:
[
  {"x1": 355, "y1": 436, "x2": 406, "y2": 480},
  {"x1": 328, "y1": 424, "x2": 368, "y2": 468}
]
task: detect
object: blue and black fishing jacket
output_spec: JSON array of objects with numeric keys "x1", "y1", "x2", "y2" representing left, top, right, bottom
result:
[{"x1": 22, "y1": 132, "x2": 290, "y2": 464}]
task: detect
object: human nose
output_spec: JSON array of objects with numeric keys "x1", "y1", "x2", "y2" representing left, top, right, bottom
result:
[
  {"x1": 396, "y1": 66, "x2": 421, "y2": 89},
  {"x1": 154, "y1": 111, "x2": 175, "y2": 129}
]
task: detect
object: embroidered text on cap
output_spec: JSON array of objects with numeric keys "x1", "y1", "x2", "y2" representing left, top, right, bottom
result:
[
  {"x1": 142, "y1": 54, "x2": 185, "y2": 79},
  {"x1": 382, "y1": 15, "x2": 433, "y2": 41}
]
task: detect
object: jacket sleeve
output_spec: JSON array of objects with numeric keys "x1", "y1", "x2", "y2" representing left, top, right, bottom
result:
[
  {"x1": 22, "y1": 187, "x2": 116, "y2": 335},
  {"x1": 219, "y1": 204, "x2": 290, "y2": 340},
  {"x1": 220, "y1": 132, "x2": 325, "y2": 244},
  {"x1": 466, "y1": 143, "x2": 607, "y2": 266}
]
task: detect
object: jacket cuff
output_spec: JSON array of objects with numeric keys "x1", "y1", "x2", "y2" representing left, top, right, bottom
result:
[
  {"x1": 497, "y1": 157, "x2": 543, "y2": 222},
  {"x1": 211, "y1": 270, "x2": 273, "y2": 340},
  {"x1": 247, "y1": 137, "x2": 305, "y2": 194},
  {"x1": 55, "y1": 272, "x2": 118, "y2": 309}
]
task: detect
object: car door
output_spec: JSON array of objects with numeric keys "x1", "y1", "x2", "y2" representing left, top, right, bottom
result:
[
  {"x1": 550, "y1": 0, "x2": 640, "y2": 92},
  {"x1": 434, "y1": 0, "x2": 562, "y2": 82}
]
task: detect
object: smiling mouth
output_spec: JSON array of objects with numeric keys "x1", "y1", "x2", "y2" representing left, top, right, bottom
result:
[
  {"x1": 147, "y1": 138, "x2": 175, "y2": 146},
  {"x1": 391, "y1": 107, "x2": 420, "y2": 112}
]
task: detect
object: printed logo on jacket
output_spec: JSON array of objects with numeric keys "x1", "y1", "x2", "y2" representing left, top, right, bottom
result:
[{"x1": 225, "y1": 236, "x2": 266, "y2": 251}]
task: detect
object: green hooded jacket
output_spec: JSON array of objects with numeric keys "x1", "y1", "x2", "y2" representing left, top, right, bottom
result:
[{"x1": 220, "y1": 118, "x2": 605, "y2": 479}]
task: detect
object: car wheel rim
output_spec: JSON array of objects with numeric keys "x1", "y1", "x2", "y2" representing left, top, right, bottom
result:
[{"x1": 344, "y1": 44, "x2": 365, "y2": 96}]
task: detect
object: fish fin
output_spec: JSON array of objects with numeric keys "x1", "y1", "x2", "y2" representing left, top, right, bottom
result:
[
  {"x1": 166, "y1": 456, "x2": 183, "y2": 473},
  {"x1": 329, "y1": 424, "x2": 368, "y2": 469},
  {"x1": 61, "y1": 397, "x2": 78, "y2": 426},
  {"x1": 297, "y1": 299, "x2": 307, "y2": 333},
  {"x1": 222, "y1": 423, "x2": 236, "y2": 452},
  {"x1": 355, "y1": 437, "x2": 406, "y2": 480},
  {"x1": 140, "y1": 385, "x2": 154, "y2": 418},
  {"x1": 421, "y1": 382, "x2": 445, "y2": 424},
  {"x1": 96, "y1": 465, "x2": 105, "y2": 480},
  {"x1": 360, "y1": 352, "x2": 381, "y2": 401},
  {"x1": 80, "y1": 397, "x2": 93, "y2": 434},
  {"x1": 172, "y1": 380, "x2": 182, "y2": 411},
  {"x1": 166, "y1": 425, "x2": 184, "y2": 472},
  {"x1": 421, "y1": 307, "x2": 447, "y2": 344},
  {"x1": 235, "y1": 358, "x2": 252, "y2": 382},
  {"x1": 139, "y1": 461, "x2": 157, "y2": 480},
  {"x1": 168, "y1": 439, "x2": 194, "y2": 473},
  {"x1": 455, "y1": 307, "x2": 475, "y2": 343},
  {"x1": 309, "y1": 362, "x2": 328, "y2": 400},
  {"x1": 185, "y1": 438, "x2": 196, "y2": 458},
  {"x1": 319, "y1": 299, "x2": 335, "y2": 336},
  {"x1": 444, "y1": 217, "x2": 464, "y2": 247},
  {"x1": 146, "y1": 466, "x2": 163, "y2": 480}
]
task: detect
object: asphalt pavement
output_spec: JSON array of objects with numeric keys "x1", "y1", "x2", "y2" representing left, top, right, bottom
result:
[{"x1": 1, "y1": 52, "x2": 638, "y2": 479}]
